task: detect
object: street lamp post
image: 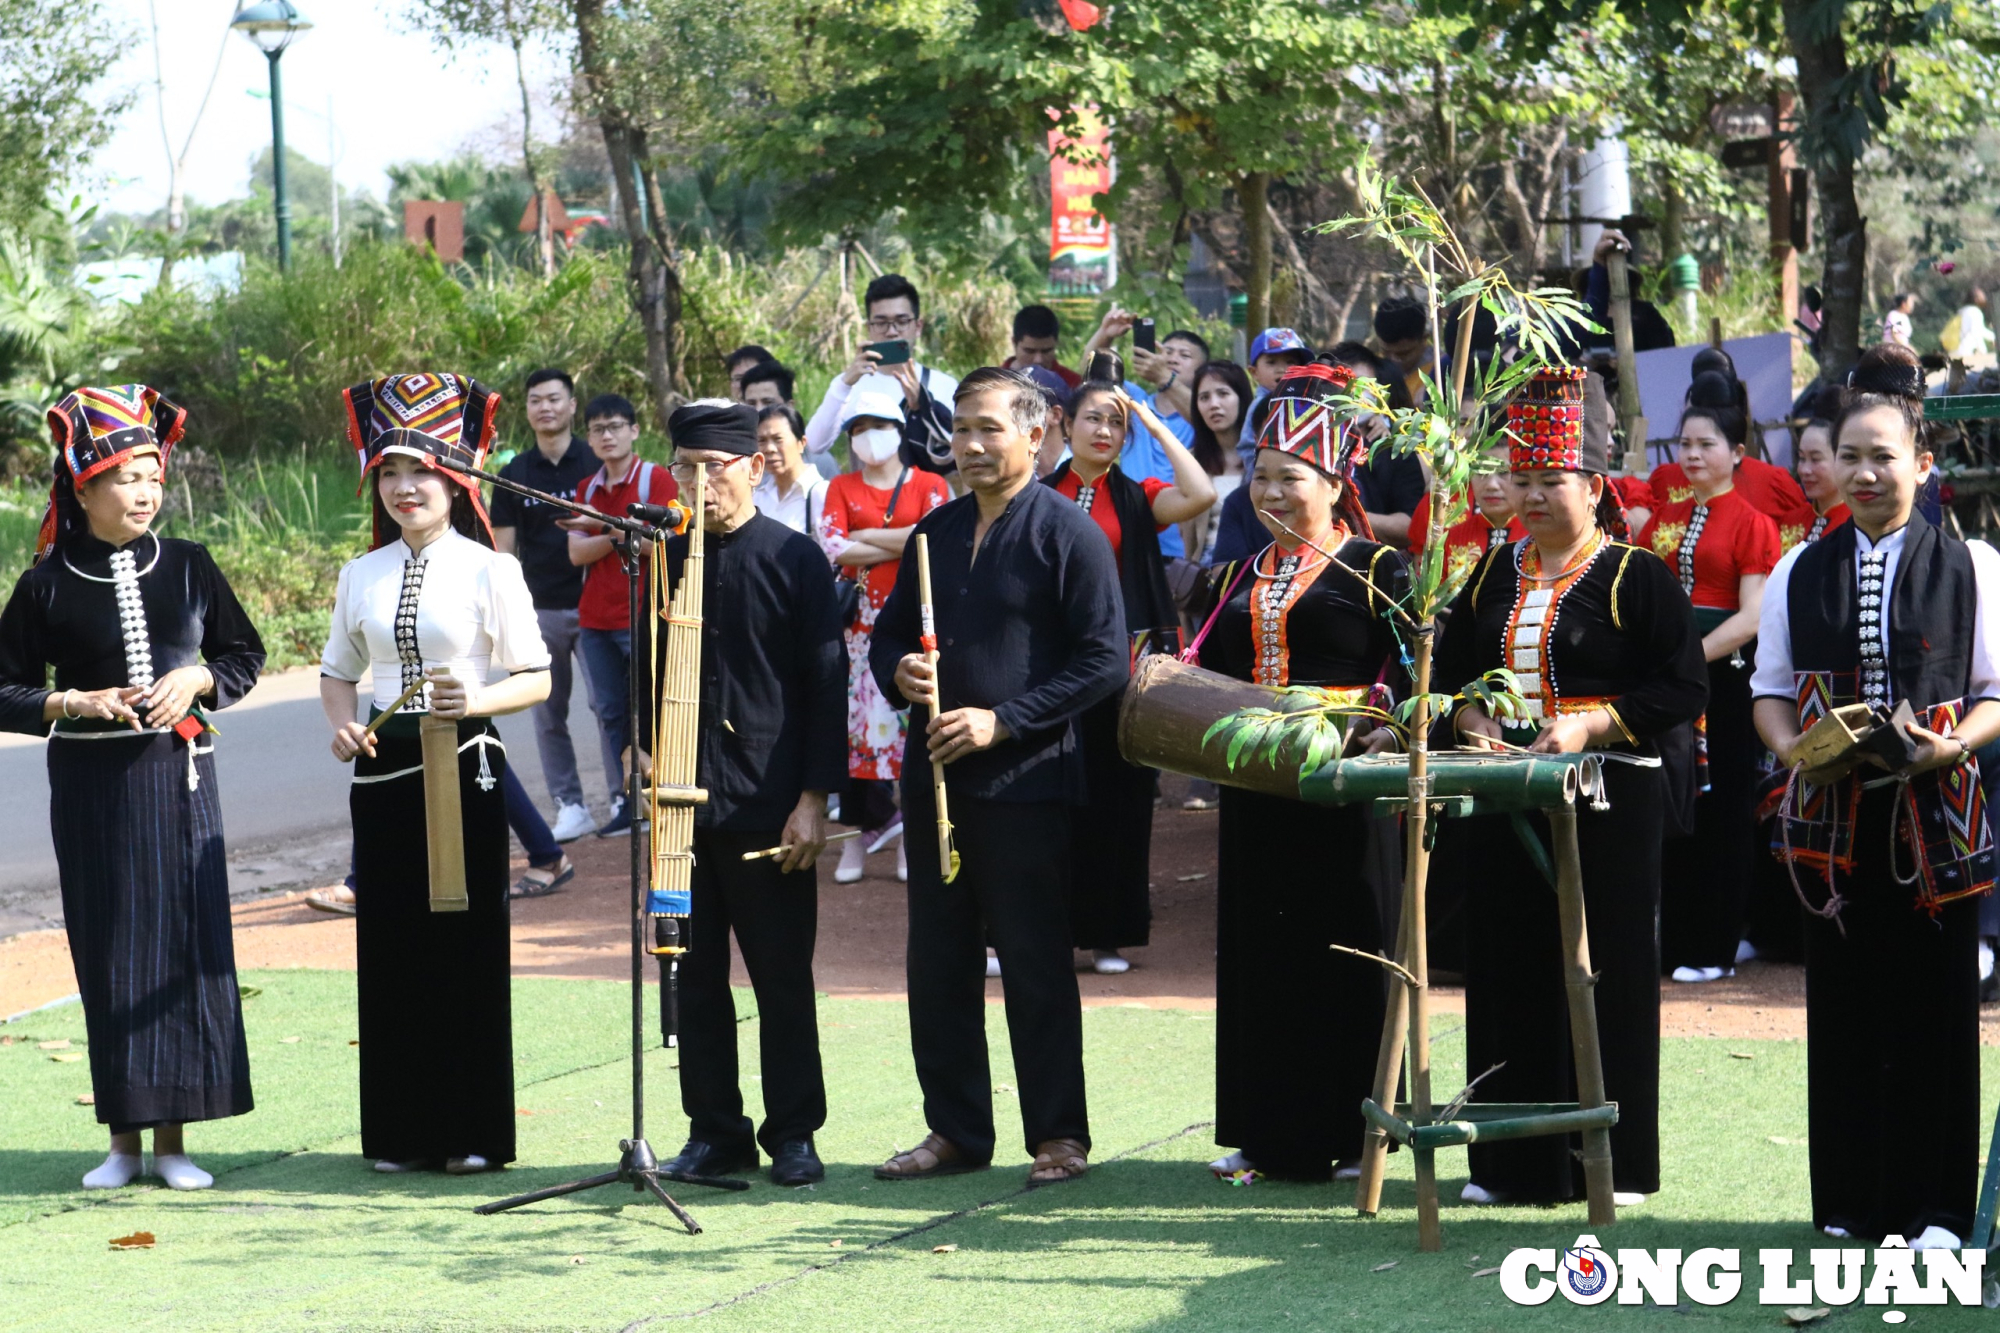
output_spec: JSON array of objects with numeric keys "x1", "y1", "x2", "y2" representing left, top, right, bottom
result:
[{"x1": 230, "y1": 2, "x2": 312, "y2": 271}]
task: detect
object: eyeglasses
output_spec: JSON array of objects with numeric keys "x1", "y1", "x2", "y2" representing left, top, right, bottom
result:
[
  {"x1": 587, "y1": 421, "x2": 634, "y2": 437},
  {"x1": 669, "y1": 456, "x2": 749, "y2": 480},
  {"x1": 866, "y1": 314, "x2": 918, "y2": 334}
]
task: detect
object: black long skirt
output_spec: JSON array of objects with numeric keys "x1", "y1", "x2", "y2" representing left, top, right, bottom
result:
[
  {"x1": 1215, "y1": 788, "x2": 1396, "y2": 1177},
  {"x1": 50, "y1": 728, "x2": 252, "y2": 1130},
  {"x1": 352, "y1": 718, "x2": 516, "y2": 1166},
  {"x1": 1069, "y1": 691, "x2": 1154, "y2": 951},
  {"x1": 1804, "y1": 785, "x2": 1980, "y2": 1239},
  {"x1": 1661, "y1": 648, "x2": 1760, "y2": 971},
  {"x1": 1465, "y1": 760, "x2": 1663, "y2": 1200}
]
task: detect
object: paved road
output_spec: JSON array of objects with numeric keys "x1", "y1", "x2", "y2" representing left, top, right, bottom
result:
[{"x1": 0, "y1": 668, "x2": 622, "y2": 938}]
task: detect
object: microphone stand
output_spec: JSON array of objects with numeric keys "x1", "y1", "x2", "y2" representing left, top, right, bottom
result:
[{"x1": 463, "y1": 461, "x2": 746, "y2": 1232}]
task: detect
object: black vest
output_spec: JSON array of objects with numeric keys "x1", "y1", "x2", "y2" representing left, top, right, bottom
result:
[
  {"x1": 1044, "y1": 460, "x2": 1180, "y2": 645},
  {"x1": 1786, "y1": 513, "x2": 1977, "y2": 711}
]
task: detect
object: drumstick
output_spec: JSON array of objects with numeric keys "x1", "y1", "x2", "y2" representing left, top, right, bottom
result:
[
  {"x1": 363, "y1": 676, "x2": 429, "y2": 739},
  {"x1": 740, "y1": 829, "x2": 863, "y2": 862},
  {"x1": 915, "y1": 533, "x2": 961, "y2": 884}
]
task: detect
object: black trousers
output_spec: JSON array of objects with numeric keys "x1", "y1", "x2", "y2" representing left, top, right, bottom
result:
[
  {"x1": 1661, "y1": 649, "x2": 1760, "y2": 971},
  {"x1": 678, "y1": 826, "x2": 827, "y2": 1157},
  {"x1": 903, "y1": 791, "x2": 1088, "y2": 1160},
  {"x1": 1805, "y1": 787, "x2": 1980, "y2": 1239},
  {"x1": 1465, "y1": 761, "x2": 1663, "y2": 1200},
  {"x1": 1069, "y1": 691, "x2": 1155, "y2": 951}
]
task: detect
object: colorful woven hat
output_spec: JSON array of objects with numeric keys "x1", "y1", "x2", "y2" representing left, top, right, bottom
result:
[
  {"x1": 36, "y1": 384, "x2": 187, "y2": 560},
  {"x1": 342, "y1": 372, "x2": 502, "y2": 547},
  {"x1": 1505, "y1": 366, "x2": 1593, "y2": 472},
  {"x1": 1255, "y1": 363, "x2": 1359, "y2": 477}
]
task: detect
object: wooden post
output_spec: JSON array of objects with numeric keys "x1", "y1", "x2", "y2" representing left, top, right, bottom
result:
[
  {"x1": 1607, "y1": 248, "x2": 1647, "y2": 476},
  {"x1": 1550, "y1": 805, "x2": 1617, "y2": 1226},
  {"x1": 1769, "y1": 91, "x2": 1800, "y2": 337}
]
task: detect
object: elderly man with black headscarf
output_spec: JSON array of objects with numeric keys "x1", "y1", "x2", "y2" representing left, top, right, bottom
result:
[{"x1": 648, "y1": 400, "x2": 848, "y2": 1189}]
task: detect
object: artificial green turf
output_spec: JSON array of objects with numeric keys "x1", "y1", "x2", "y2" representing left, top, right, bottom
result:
[{"x1": 0, "y1": 970, "x2": 1992, "y2": 1331}]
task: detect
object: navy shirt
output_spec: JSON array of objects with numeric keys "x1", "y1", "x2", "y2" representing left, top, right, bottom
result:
[
  {"x1": 869, "y1": 481, "x2": 1125, "y2": 803},
  {"x1": 488, "y1": 437, "x2": 596, "y2": 610},
  {"x1": 1208, "y1": 484, "x2": 1272, "y2": 567}
]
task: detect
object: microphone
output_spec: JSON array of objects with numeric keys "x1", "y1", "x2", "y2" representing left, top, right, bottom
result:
[{"x1": 628, "y1": 501, "x2": 690, "y2": 532}]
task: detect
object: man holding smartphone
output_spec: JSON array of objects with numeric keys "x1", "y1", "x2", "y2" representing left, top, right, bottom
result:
[{"x1": 805, "y1": 274, "x2": 958, "y2": 475}]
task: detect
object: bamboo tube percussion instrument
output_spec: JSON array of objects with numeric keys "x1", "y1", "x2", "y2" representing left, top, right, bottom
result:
[
  {"x1": 647, "y1": 471, "x2": 707, "y2": 1046},
  {"x1": 1790, "y1": 699, "x2": 1920, "y2": 782},
  {"x1": 363, "y1": 671, "x2": 469, "y2": 913},
  {"x1": 913, "y1": 533, "x2": 961, "y2": 884}
]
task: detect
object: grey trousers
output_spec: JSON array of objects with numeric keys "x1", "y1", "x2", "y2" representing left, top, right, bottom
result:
[{"x1": 533, "y1": 607, "x2": 621, "y2": 809}]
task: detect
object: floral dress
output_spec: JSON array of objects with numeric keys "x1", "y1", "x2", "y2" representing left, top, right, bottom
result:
[{"x1": 817, "y1": 468, "x2": 951, "y2": 779}]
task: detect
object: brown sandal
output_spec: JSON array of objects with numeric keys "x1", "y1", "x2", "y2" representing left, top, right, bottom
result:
[
  {"x1": 874, "y1": 1132, "x2": 989, "y2": 1181},
  {"x1": 1026, "y1": 1137, "x2": 1088, "y2": 1188}
]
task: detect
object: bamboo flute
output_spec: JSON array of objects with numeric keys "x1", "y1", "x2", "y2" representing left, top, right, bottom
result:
[{"x1": 913, "y1": 533, "x2": 960, "y2": 883}]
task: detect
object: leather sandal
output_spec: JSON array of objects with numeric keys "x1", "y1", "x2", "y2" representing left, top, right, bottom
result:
[
  {"x1": 1026, "y1": 1138, "x2": 1088, "y2": 1188},
  {"x1": 510, "y1": 856, "x2": 575, "y2": 900},
  {"x1": 873, "y1": 1132, "x2": 988, "y2": 1181}
]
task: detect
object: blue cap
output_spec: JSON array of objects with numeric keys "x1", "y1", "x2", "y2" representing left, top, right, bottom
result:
[{"x1": 1248, "y1": 327, "x2": 1311, "y2": 364}]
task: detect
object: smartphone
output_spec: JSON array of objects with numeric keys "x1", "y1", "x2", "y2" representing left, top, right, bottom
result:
[
  {"x1": 863, "y1": 339, "x2": 912, "y2": 365},
  {"x1": 1086, "y1": 349, "x2": 1125, "y2": 385},
  {"x1": 1133, "y1": 318, "x2": 1156, "y2": 353}
]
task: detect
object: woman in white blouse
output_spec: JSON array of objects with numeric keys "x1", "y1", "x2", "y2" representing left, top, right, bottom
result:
[{"x1": 319, "y1": 373, "x2": 551, "y2": 1176}]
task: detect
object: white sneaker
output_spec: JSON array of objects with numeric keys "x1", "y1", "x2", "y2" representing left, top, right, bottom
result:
[
  {"x1": 1333, "y1": 1159, "x2": 1361, "y2": 1181},
  {"x1": 896, "y1": 839, "x2": 907, "y2": 883},
  {"x1": 866, "y1": 817, "x2": 905, "y2": 854},
  {"x1": 374, "y1": 1159, "x2": 426, "y2": 1173},
  {"x1": 1460, "y1": 1181, "x2": 1501, "y2": 1204},
  {"x1": 834, "y1": 837, "x2": 866, "y2": 885},
  {"x1": 1670, "y1": 965, "x2": 1732, "y2": 984},
  {"x1": 1734, "y1": 938, "x2": 1759, "y2": 966},
  {"x1": 1912, "y1": 1225, "x2": 1963, "y2": 1250},
  {"x1": 1093, "y1": 951, "x2": 1131, "y2": 975},
  {"x1": 550, "y1": 803, "x2": 594, "y2": 843},
  {"x1": 985, "y1": 952, "x2": 1001, "y2": 979},
  {"x1": 1209, "y1": 1151, "x2": 1254, "y2": 1175},
  {"x1": 1612, "y1": 1190, "x2": 1648, "y2": 1207},
  {"x1": 446, "y1": 1155, "x2": 495, "y2": 1175},
  {"x1": 1821, "y1": 1224, "x2": 1852, "y2": 1238},
  {"x1": 153, "y1": 1153, "x2": 213, "y2": 1190},
  {"x1": 82, "y1": 1152, "x2": 142, "y2": 1189}
]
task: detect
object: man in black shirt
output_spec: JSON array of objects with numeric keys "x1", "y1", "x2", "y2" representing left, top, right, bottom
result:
[
  {"x1": 869, "y1": 367, "x2": 1124, "y2": 1189},
  {"x1": 651, "y1": 401, "x2": 847, "y2": 1188},
  {"x1": 490, "y1": 368, "x2": 619, "y2": 843}
]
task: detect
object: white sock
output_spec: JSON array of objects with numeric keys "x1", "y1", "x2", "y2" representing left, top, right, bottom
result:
[
  {"x1": 1461, "y1": 1181, "x2": 1499, "y2": 1204},
  {"x1": 1613, "y1": 1190, "x2": 1648, "y2": 1206},
  {"x1": 1911, "y1": 1225, "x2": 1963, "y2": 1250},
  {"x1": 1209, "y1": 1151, "x2": 1253, "y2": 1174},
  {"x1": 1981, "y1": 941, "x2": 1995, "y2": 982},
  {"x1": 1821, "y1": 1224, "x2": 1852, "y2": 1238},
  {"x1": 152, "y1": 1153, "x2": 213, "y2": 1191},
  {"x1": 82, "y1": 1151, "x2": 142, "y2": 1189}
]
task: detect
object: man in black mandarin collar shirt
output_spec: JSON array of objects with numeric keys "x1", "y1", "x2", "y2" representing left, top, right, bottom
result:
[{"x1": 868, "y1": 367, "x2": 1124, "y2": 1188}]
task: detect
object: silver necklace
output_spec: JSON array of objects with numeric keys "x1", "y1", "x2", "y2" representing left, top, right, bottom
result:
[{"x1": 61, "y1": 532, "x2": 161, "y2": 583}]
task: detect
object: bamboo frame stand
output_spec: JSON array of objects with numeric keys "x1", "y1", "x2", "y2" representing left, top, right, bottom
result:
[{"x1": 1351, "y1": 795, "x2": 1618, "y2": 1249}]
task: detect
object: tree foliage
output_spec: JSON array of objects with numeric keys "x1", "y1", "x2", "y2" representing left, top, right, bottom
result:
[{"x1": 0, "y1": 0, "x2": 132, "y2": 233}]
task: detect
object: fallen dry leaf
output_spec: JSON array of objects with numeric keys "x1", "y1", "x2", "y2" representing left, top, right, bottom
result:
[
  {"x1": 517, "y1": 1108, "x2": 535, "y2": 1116},
  {"x1": 1782, "y1": 1309, "x2": 1830, "y2": 1326},
  {"x1": 50, "y1": 1053, "x2": 83, "y2": 1063},
  {"x1": 37, "y1": 1039, "x2": 70, "y2": 1050},
  {"x1": 76, "y1": 1093, "x2": 94, "y2": 1106},
  {"x1": 1728, "y1": 1051, "x2": 1754, "y2": 1060},
  {"x1": 109, "y1": 1231, "x2": 155, "y2": 1250},
  {"x1": 1471, "y1": 1267, "x2": 1502, "y2": 1279},
  {"x1": 0, "y1": 1035, "x2": 13, "y2": 1046},
  {"x1": 1175, "y1": 873, "x2": 1208, "y2": 882},
  {"x1": 568, "y1": 1256, "x2": 585, "y2": 1266},
  {"x1": 1372, "y1": 1261, "x2": 1397, "y2": 1272},
  {"x1": 932, "y1": 1244, "x2": 959, "y2": 1254},
  {"x1": 347, "y1": 1040, "x2": 359, "y2": 1047},
  {"x1": 279, "y1": 1037, "x2": 300, "y2": 1044},
  {"x1": 829, "y1": 1239, "x2": 843, "y2": 1248}
]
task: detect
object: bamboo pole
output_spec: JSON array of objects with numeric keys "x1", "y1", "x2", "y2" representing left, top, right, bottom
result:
[
  {"x1": 1550, "y1": 805, "x2": 1618, "y2": 1226},
  {"x1": 914, "y1": 534, "x2": 960, "y2": 883},
  {"x1": 1607, "y1": 247, "x2": 1648, "y2": 476}
]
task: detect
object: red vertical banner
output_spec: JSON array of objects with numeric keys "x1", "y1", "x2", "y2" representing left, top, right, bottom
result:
[{"x1": 1048, "y1": 106, "x2": 1116, "y2": 296}]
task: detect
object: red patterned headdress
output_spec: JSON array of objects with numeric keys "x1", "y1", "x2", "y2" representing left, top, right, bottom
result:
[
  {"x1": 343, "y1": 372, "x2": 501, "y2": 548},
  {"x1": 36, "y1": 384, "x2": 187, "y2": 561},
  {"x1": 1505, "y1": 366, "x2": 1593, "y2": 472},
  {"x1": 1255, "y1": 363, "x2": 1360, "y2": 477}
]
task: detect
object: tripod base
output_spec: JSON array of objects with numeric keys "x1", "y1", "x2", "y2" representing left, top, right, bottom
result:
[{"x1": 474, "y1": 1137, "x2": 749, "y2": 1233}]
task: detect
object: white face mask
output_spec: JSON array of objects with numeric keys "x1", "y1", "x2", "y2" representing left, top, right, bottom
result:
[{"x1": 852, "y1": 426, "x2": 901, "y2": 465}]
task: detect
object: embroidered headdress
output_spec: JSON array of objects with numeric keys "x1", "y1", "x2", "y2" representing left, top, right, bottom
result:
[
  {"x1": 36, "y1": 384, "x2": 187, "y2": 561},
  {"x1": 1505, "y1": 366, "x2": 1591, "y2": 472},
  {"x1": 342, "y1": 372, "x2": 501, "y2": 548},
  {"x1": 1255, "y1": 363, "x2": 1359, "y2": 477}
]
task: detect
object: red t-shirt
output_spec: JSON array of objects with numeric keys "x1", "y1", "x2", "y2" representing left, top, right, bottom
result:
[
  {"x1": 818, "y1": 468, "x2": 952, "y2": 623},
  {"x1": 1649, "y1": 457, "x2": 1817, "y2": 549},
  {"x1": 576, "y1": 458, "x2": 679, "y2": 631},
  {"x1": 1638, "y1": 487, "x2": 1780, "y2": 610},
  {"x1": 1052, "y1": 468, "x2": 1170, "y2": 567}
]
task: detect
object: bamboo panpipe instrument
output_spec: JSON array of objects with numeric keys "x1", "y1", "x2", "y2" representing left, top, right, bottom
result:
[
  {"x1": 914, "y1": 533, "x2": 961, "y2": 884},
  {"x1": 650, "y1": 468, "x2": 706, "y2": 914},
  {"x1": 740, "y1": 829, "x2": 862, "y2": 862}
]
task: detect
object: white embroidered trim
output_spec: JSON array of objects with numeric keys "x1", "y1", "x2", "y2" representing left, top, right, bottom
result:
[
  {"x1": 350, "y1": 732, "x2": 507, "y2": 785},
  {"x1": 109, "y1": 548, "x2": 155, "y2": 690}
]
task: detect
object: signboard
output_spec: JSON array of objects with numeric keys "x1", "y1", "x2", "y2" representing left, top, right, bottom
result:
[
  {"x1": 1048, "y1": 106, "x2": 1116, "y2": 296},
  {"x1": 1709, "y1": 101, "x2": 1775, "y2": 140}
]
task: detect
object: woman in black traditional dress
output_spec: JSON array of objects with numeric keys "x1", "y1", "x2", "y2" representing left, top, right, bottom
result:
[
  {"x1": 1199, "y1": 363, "x2": 1407, "y2": 1182},
  {"x1": 319, "y1": 373, "x2": 550, "y2": 1175},
  {"x1": 1752, "y1": 344, "x2": 2000, "y2": 1248},
  {"x1": 1044, "y1": 380, "x2": 1214, "y2": 974},
  {"x1": 0, "y1": 384, "x2": 265, "y2": 1191},
  {"x1": 1435, "y1": 366, "x2": 1706, "y2": 1208}
]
